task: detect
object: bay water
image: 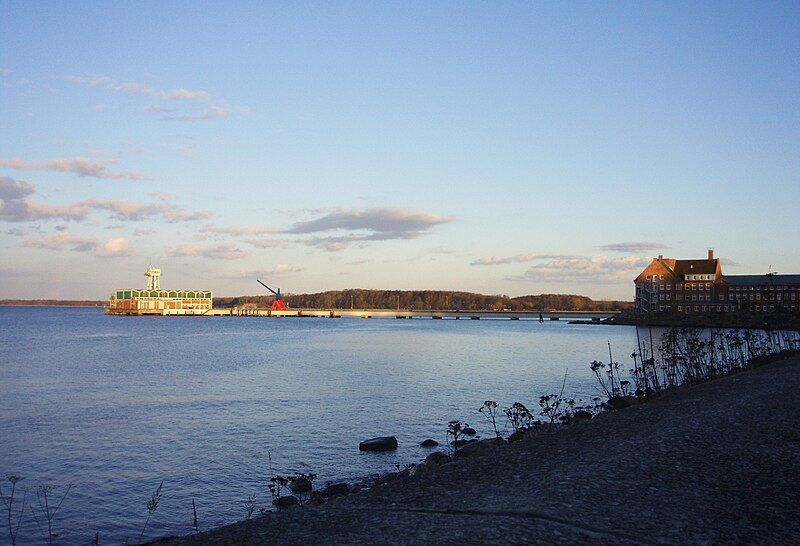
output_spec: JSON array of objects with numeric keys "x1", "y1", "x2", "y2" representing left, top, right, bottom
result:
[{"x1": 0, "y1": 307, "x2": 639, "y2": 544}]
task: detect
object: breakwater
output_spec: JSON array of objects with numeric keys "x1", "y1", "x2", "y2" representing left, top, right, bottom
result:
[{"x1": 206, "y1": 307, "x2": 617, "y2": 320}]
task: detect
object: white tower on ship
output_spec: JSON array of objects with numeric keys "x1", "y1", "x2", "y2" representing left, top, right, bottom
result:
[{"x1": 145, "y1": 265, "x2": 161, "y2": 290}]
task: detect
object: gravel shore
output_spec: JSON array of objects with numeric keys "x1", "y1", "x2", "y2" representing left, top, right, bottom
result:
[{"x1": 155, "y1": 354, "x2": 800, "y2": 545}]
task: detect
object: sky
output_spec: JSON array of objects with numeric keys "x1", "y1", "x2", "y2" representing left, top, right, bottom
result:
[{"x1": 1, "y1": 1, "x2": 798, "y2": 300}]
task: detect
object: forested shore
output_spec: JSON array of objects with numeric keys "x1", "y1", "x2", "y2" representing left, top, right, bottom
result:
[{"x1": 213, "y1": 289, "x2": 632, "y2": 311}]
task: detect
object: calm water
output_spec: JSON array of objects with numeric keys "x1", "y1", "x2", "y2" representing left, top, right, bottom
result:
[{"x1": 0, "y1": 307, "x2": 639, "y2": 544}]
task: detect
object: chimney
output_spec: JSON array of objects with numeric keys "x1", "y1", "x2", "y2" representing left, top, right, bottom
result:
[
  {"x1": 708, "y1": 249, "x2": 714, "y2": 260},
  {"x1": 658, "y1": 255, "x2": 663, "y2": 260}
]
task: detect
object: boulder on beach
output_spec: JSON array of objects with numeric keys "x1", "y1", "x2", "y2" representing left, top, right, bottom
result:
[
  {"x1": 424, "y1": 451, "x2": 450, "y2": 466},
  {"x1": 420, "y1": 439, "x2": 439, "y2": 447},
  {"x1": 323, "y1": 482, "x2": 350, "y2": 497},
  {"x1": 462, "y1": 427, "x2": 477, "y2": 436},
  {"x1": 508, "y1": 430, "x2": 525, "y2": 443},
  {"x1": 573, "y1": 409, "x2": 593, "y2": 421},
  {"x1": 359, "y1": 436, "x2": 398, "y2": 452},
  {"x1": 272, "y1": 495, "x2": 299, "y2": 509},
  {"x1": 607, "y1": 395, "x2": 637, "y2": 410},
  {"x1": 456, "y1": 437, "x2": 505, "y2": 458},
  {"x1": 289, "y1": 477, "x2": 313, "y2": 494},
  {"x1": 309, "y1": 491, "x2": 325, "y2": 505},
  {"x1": 450, "y1": 438, "x2": 477, "y2": 447}
]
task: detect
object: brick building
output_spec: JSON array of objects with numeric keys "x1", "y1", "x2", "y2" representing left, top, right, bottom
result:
[{"x1": 634, "y1": 250, "x2": 800, "y2": 315}]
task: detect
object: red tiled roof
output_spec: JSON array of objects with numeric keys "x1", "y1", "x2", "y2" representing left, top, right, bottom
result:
[{"x1": 672, "y1": 259, "x2": 718, "y2": 275}]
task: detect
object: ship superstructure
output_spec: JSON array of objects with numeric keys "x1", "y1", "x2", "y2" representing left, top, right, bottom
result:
[{"x1": 105, "y1": 266, "x2": 212, "y2": 315}]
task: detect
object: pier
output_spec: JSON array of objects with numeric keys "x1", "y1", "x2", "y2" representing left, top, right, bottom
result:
[{"x1": 204, "y1": 308, "x2": 618, "y2": 321}]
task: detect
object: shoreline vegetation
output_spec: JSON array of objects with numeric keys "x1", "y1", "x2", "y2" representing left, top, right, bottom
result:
[{"x1": 4, "y1": 327, "x2": 798, "y2": 545}]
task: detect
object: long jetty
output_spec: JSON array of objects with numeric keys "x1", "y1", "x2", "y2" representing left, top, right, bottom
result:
[{"x1": 205, "y1": 308, "x2": 618, "y2": 321}]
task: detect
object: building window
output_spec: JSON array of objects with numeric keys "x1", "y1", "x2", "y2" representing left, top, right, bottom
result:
[{"x1": 678, "y1": 306, "x2": 683, "y2": 311}]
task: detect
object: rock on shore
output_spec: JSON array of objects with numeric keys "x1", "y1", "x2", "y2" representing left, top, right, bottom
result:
[{"x1": 358, "y1": 436, "x2": 398, "y2": 452}]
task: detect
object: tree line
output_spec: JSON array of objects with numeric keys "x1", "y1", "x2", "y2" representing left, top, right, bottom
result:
[{"x1": 213, "y1": 290, "x2": 633, "y2": 311}]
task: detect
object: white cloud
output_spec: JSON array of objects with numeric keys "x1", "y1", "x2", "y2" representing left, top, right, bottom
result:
[
  {"x1": 149, "y1": 191, "x2": 179, "y2": 202},
  {"x1": 200, "y1": 223, "x2": 280, "y2": 236},
  {"x1": 0, "y1": 181, "x2": 212, "y2": 223},
  {"x1": 271, "y1": 263, "x2": 302, "y2": 274},
  {"x1": 0, "y1": 156, "x2": 148, "y2": 181},
  {"x1": 245, "y1": 238, "x2": 290, "y2": 249},
  {"x1": 65, "y1": 74, "x2": 212, "y2": 102},
  {"x1": 65, "y1": 74, "x2": 241, "y2": 123},
  {"x1": 171, "y1": 242, "x2": 246, "y2": 260},
  {"x1": 160, "y1": 107, "x2": 229, "y2": 122},
  {"x1": 23, "y1": 232, "x2": 132, "y2": 258},
  {"x1": 167, "y1": 88, "x2": 212, "y2": 101},
  {"x1": 286, "y1": 206, "x2": 454, "y2": 251},
  {"x1": 161, "y1": 207, "x2": 214, "y2": 223},
  {"x1": 0, "y1": 199, "x2": 88, "y2": 222},
  {"x1": 600, "y1": 242, "x2": 669, "y2": 253},
  {"x1": 93, "y1": 237, "x2": 131, "y2": 258},
  {"x1": 471, "y1": 253, "x2": 578, "y2": 266},
  {"x1": 0, "y1": 176, "x2": 35, "y2": 200},
  {"x1": 287, "y1": 206, "x2": 454, "y2": 235},
  {"x1": 25, "y1": 232, "x2": 97, "y2": 251},
  {"x1": 509, "y1": 254, "x2": 651, "y2": 284}
]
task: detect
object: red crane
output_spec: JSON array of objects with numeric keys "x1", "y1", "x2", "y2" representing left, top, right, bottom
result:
[{"x1": 257, "y1": 279, "x2": 289, "y2": 311}]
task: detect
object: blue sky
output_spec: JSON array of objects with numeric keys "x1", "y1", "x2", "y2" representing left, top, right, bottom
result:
[{"x1": 1, "y1": 1, "x2": 798, "y2": 300}]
